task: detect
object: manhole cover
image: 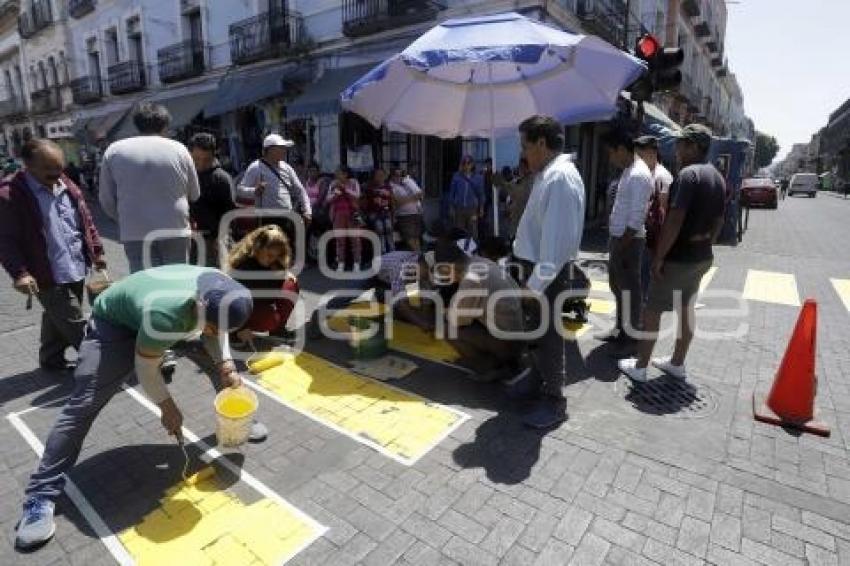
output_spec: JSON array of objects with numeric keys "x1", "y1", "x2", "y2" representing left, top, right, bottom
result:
[{"x1": 615, "y1": 376, "x2": 718, "y2": 419}]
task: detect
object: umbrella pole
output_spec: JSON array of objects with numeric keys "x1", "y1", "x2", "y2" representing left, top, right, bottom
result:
[{"x1": 488, "y1": 63, "x2": 499, "y2": 237}]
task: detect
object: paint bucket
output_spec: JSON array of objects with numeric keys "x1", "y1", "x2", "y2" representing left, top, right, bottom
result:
[
  {"x1": 348, "y1": 315, "x2": 387, "y2": 360},
  {"x1": 214, "y1": 386, "x2": 258, "y2": 447}
]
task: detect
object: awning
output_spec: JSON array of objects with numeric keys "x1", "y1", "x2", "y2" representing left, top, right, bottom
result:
[
  {"x1": 75, "y1": 107, "x2": 131, "y2": 144},
  {"x1": 286, "y1": 64, "x2": 376, "y2": 119},
  {"x1": 112, "y1": 90, "x2": 215, "y2": 140},
  {"x1": 204, "y1": 65, "x2": 294, "y2": 117}
]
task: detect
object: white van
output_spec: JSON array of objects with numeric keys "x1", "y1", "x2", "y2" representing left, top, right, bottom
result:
[{"x1": 789, "y1": 173, "x2": 819, "y2": 197}]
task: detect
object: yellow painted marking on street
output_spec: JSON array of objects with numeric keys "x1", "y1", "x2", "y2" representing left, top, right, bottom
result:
[
  {"x1": 328, "y1": 304, "x2": 462, "y2": 363},
  {"x1": 253, "y1": 351, "x2": 466, "y2": 464},
  {"x1": 699, "y1": 266, "x2": 718, "y2": 292},
  {"x1": 118, "y1": 467, "x2": 319, "y2": 566},
  {"x1": 830, "y1": 278, "x2": 850, "y2": 312},
  {"x1": 742, "y1": 270, "x2": 800, "y2": 306},
  {"x1": 588, "y1": 298, "x2": 616, "y2": 315},
  {"x1": 590, "y1": 279, "x2": 611, "y2": 294}
]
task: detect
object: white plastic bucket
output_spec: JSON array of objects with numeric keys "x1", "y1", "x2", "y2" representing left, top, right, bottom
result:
[{"x1": 214, "y1": 386, "x2": 258, "y2": 447}]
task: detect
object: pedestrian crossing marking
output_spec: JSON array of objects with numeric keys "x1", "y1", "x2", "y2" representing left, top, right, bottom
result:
[
  {"x1": 250, "y1": 351, "x2": 468, "y2": 465},
  {"x1": 699, "y1": 266, "x2": 718, "y2": 292},
  {"x1": 327, "y1": 303, "x2": 462, "y2": 364},
  {"x1": 590, "y1": 279, "x2": 611, "y2": 294},
  {"x1": 119, "y1": 467, "x2": 318, "y2": 566},
  {"x1": 742, "y1": 270, "x2": 800, "y2": 306},
  {"x1": 830, "y1": 278, "x2": 850, "y2": 311}
]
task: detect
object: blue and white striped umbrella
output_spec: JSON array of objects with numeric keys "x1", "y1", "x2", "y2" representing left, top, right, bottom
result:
[{"x1": 340, "y1": 12, "x2": 646, "y2": 139}]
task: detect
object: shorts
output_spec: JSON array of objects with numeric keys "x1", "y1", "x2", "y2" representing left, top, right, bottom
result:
[{"x1": 646, "y1": 259, "x2": 712, "y2": 313}]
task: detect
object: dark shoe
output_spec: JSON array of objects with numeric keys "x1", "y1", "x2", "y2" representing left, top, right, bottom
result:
[
  {"x1": 522, "y1": 396, "x2": 567, "y2": 429},
  {"x1": 503, "y1": 367, "x2": 542, "y2": 399},
  {"x1": 594, "y1": 327, "x2": 623, "y2": 342},
  {"x1": 15, "y1": 497, "x2": 56, "y2": 549}
]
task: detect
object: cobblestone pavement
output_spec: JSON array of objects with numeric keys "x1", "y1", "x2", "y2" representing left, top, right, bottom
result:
[{"x1": 1, "y1": 194, "x2": 850, "y2": 565}]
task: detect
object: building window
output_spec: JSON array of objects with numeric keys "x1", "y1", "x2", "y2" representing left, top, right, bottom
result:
[
  {"x1": 382, "y1": 129, "x2": 422, "y2": 182},
  {"x1": 48, "y1": 56, "x2": 59, "y2": 87},
  {"x1": 37, "y1": 62, "x2": 47, "y2": 90},
  {"x1": 105, "y1": 28, "x2": 119, "y2": 65}
]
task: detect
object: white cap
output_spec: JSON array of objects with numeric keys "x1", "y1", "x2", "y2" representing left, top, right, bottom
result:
[{"x1": 263, "y1": 133, "x2": 295, "y2": 149}]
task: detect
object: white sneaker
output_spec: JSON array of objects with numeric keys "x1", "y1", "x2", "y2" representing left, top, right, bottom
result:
[
  {"x1": 618, "y1": 358, "x2": 649, "y2": 383},
  {"x1": 652, "y1": 357, "x2": 688, "y2": 380},
  {"x1": 15, "y1": 497, "x2": 55, "y2": 549},
  {"x1": 249, "y1": 421, "x2": 268, "y2": 443}
]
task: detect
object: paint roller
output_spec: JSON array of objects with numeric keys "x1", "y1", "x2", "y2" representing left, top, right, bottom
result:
[{"x1": 246, "y1": 340, "x2": 287, "y2": 374}]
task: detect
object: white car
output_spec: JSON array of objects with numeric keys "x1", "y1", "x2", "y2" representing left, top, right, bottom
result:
[{"x1": 789, "y1": 173, "x2": 818, "y2": 197}]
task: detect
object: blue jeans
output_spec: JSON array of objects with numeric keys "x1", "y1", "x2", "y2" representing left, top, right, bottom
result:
[
  {"x1": 123, "y1": 236, "x2": 190, "y2": 274},
  {"x1": 24, "y1": 317, "x2": 219, "y2": 502}
]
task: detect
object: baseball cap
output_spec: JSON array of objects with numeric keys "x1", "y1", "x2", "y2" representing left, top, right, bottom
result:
[
  {"x1": 263, "y1": 133, "x2": 295, "y2": 149},
  {"x1": 674, "y1": 124, "x2": 713, "y2": 149},
  {"x1": 634, "y1": 135, "x2": 658, "y2": 149},
  {"x1": 196, "y1": 271, "x2": 253, "y2": 331}
]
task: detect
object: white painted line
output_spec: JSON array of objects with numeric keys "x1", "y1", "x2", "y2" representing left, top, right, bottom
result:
[
  {"x1": 121, "y1": 384, "x2": 328, "y2": 561},
  {"x1": 241, "y1": 352, "x2": 471, "y2": 467},
  {"x1": 6, "y1": 412, "x2": 135, "y2": 566}
]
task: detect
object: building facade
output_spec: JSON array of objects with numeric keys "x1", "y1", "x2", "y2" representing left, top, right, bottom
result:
[{"x1": 1, "y1": 0, "x2": 752, "y2": 219}]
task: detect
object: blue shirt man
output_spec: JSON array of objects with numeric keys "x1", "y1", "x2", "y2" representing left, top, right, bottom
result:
[{"x1": 24, "y1": 172, "x2": 88, "y2": 284}]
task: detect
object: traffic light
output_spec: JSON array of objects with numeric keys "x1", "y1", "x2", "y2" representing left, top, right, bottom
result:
[{"x1": 630, "y1": 34, "x2": 684, "y2": 102}]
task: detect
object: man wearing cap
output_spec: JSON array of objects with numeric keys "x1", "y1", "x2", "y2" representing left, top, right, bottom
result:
[
  {"x1": 237, "y1": 134, "x2": 312, "y2": 250},
  {"x1": 634, "y1": 135, "x2": 674, "y2": 302},
  {"x1": 619, "y1": 124, "x2": 725, "y2": 383},
  {"x1": 14, "y1": 265, "x2": 254, "y2": 549},
  {"x1": 597, "y1": 129, "x2": 654, "y2": 347}
]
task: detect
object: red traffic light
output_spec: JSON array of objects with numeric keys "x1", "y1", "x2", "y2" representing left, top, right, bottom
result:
[{"x1": 636, "y1": 34, "x2": 660, "y2": 60}]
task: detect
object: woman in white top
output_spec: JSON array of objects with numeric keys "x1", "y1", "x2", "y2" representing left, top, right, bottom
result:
[{"x1": 389, "y1": 167, "x2": 424, "y2": 251}]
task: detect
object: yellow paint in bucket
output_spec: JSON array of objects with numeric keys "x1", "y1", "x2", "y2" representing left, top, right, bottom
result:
[{"x1": 214, "y1": 386, "x2": 258, "y2": 447}]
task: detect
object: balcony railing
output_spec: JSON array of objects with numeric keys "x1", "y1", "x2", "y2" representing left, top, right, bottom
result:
[
  {"x1": 30, "y1": 87, "x2": 61, "y2": 114},
  {"x1": 342, "y1": 0, "x2": 438, "y2": 38},
  {"x1": 575, "y1": 0, "x2": 648, "y2": 49},
  {"x1": 158, "y1": 40, "x2": 206, "y2": 83},
  {"x1": 18, "y1": 0, "x2": 53, "y2": 39},
  {"x1": 108, "y1": 60, "x2": 146, "y2": 94},
  {"x1": 0, "y1": 96, "x2": 26, "y2": 118},
  {"x1": 680, "y1": 0, "x2": 700, "y2": 18},
  {"x1": 70, "y1": 75, "x2": 103, "y2": 104},
  {"x1": 229, "y1": 10, "x2": 305, "y2": 65},
  {"x1": 68, "y1": 0, "x2": 96, "y2": 19}
]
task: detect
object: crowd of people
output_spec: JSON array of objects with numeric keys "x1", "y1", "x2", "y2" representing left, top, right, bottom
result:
[{"x1": 0, "y1": 99, "x2": 728, "y2": 550}]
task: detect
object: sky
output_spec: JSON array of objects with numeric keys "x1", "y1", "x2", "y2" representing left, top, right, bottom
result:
[{"x1": 724, "y1": 0, "x2": 850, "y2": 162}]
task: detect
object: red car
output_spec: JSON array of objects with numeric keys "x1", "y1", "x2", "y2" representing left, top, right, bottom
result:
[{"x1": 741, "y1": 178, "x2": 778, "y2": 209}]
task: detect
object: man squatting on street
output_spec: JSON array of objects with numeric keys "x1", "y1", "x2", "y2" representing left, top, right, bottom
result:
[{"x1": 14, "y1": 265, "x2": 254, "y2": 549}]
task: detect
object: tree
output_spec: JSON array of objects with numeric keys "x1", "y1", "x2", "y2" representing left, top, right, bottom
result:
[{"x1": 754, "y1": 131, "x2": 780, "y2": 169}]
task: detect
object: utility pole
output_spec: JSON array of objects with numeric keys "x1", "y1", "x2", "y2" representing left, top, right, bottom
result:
[{"x1": 623, "y1": 0, "x2": 632, "y2": 51}]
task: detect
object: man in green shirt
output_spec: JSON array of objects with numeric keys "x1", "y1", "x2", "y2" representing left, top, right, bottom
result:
[{"x1": 15, "y1": 265, "x2": 254, "y2": 550}]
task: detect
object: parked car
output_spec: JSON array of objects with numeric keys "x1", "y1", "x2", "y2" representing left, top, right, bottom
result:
[
  {"x1": 741, "y1": 178, "x2": 778, "y2": 209},
  {"x1": 788, "y1": 172, "x2": 818, "y2": 197}
]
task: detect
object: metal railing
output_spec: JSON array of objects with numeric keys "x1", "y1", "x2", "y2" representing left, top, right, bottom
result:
[
  {"x1": 342, "y1": 0, "x2": 438, "y2": 38},
  {"x1": 68, "y1": 0, "x2": 96, "y2": 19},
  {"x1": 575, "y1": 0, "x2": 649, "y2": 49},
  {"x1": 18, "y1": 0, "x2": 53, "y2": 39},
  {"x1": 30, "y1": 87, "x2": 61, "y2": 113},
  {"x1": 229, "y1": 10, "x2": 305, "y2": 65},
  {"x1": 70, "y1": 75, "x2": 103, "y2": 104},
  {"x1": 108, "y1": 60, "x2": 146, "y2": 95},
  {"x1": 158, "y1": 40, "x2": 206, "y2": 83}
]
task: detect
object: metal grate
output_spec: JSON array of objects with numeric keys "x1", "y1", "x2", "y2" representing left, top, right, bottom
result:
[{"x1": 616, "y1": 376, "x2": 718, "y2": 419}]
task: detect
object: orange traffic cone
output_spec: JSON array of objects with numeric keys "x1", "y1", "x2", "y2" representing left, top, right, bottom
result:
[{"x1": 753, "y1": 299, "x2": 830, "y2": 436}]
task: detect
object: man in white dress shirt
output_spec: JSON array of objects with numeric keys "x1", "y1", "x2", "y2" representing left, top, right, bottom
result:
[
  {"x1": 596, "y1": 130, "x2": 653, "y2": 348},
  {"x1": 510, "y1": 115, "x2": 586, "y2": 429}
]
